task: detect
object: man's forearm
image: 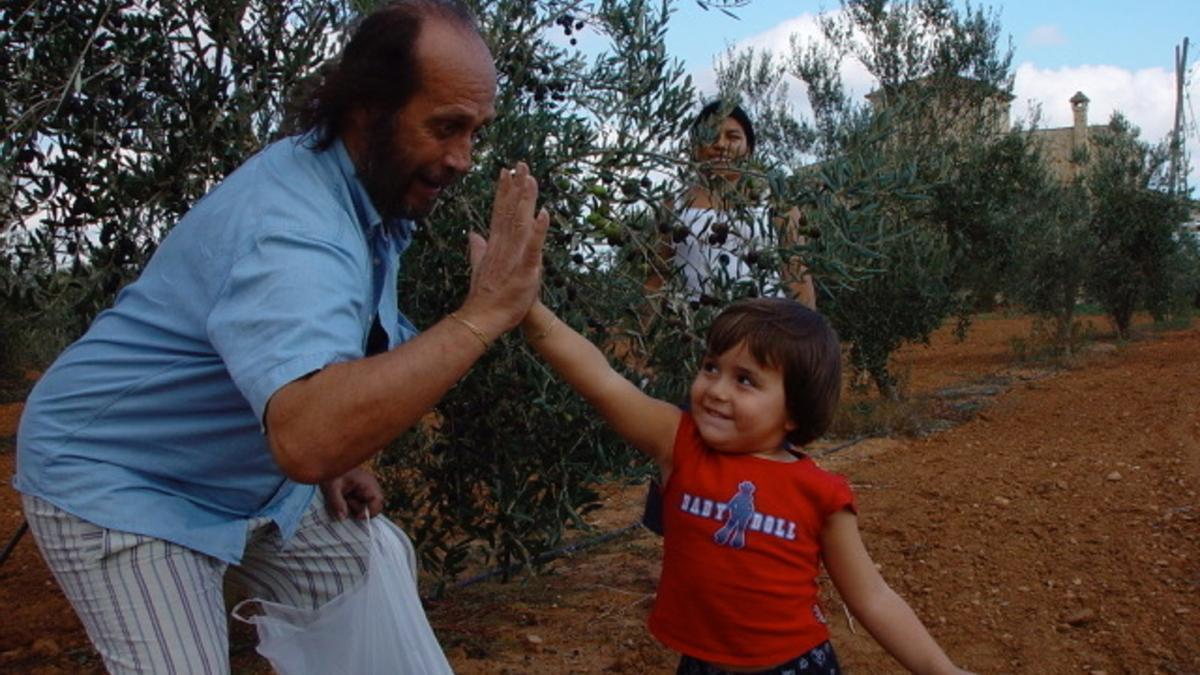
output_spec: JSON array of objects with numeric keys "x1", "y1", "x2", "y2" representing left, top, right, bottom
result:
[{"x1": 266, "y1": 314, "x2": 493, "y2": 483}]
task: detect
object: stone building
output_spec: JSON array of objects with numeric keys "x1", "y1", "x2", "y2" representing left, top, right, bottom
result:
[{"x1": 1027, "y1": 91, "x2": 1110, "y2": 183}]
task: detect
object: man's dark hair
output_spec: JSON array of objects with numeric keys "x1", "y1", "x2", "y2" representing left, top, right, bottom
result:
[
  {"x1": 705, "y1": 298, "x2": 841, "y2": 447},
  {"x1": 690, "y1": 99, "x2": 756, "y2": 154},
  {"x1": 288, "y1": 0, "x2": 478, "y2": 150}
]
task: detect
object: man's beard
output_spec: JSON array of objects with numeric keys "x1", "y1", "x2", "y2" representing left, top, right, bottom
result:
[{"x1": 358, "y1": 114, "x2": 452, "y2": 221}]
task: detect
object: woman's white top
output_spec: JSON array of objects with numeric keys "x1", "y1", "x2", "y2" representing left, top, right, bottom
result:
[{"x1": 671, "y1": 205, "x2": 785, "y2": 299}]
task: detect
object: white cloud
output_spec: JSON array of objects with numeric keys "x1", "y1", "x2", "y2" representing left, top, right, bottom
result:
[
  {"x1": 732, "y1": 13, "x2": 820, "y2": 61},
  {"x1": 1013, "y1": 63, "x2": 1175, "y2": 137},
  {"x1": 692, "y1": 12, "x2": 878, "y2": 123},
  {"x1": 1027, "y1": 25, "x2": 1067, "y2": 48}
]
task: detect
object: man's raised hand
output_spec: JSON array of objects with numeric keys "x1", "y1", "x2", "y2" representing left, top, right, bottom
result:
[{"x1": 459, "y1": 162, "x2": 550, "y2": 338}]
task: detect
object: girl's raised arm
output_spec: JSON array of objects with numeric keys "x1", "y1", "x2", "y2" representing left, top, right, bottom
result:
[
  {"x1": 522, "y1": 301, "x2": 681, "y2": 472},
  {"x1": 820, "y1": 511, "x2": 972, "y2": 675}
]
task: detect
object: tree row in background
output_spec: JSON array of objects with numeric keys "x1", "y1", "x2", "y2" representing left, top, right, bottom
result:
[{"x1": 718, "y1": 0, "x2": 1198, "y2": 391}]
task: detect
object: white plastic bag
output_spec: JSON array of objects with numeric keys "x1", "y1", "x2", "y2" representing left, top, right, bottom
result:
[{"x1": 233, "y1": 517, "x2": 453, "y2": 675}]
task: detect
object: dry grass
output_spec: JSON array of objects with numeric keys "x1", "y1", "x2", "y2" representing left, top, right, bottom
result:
[{"x1": 827, "y1": 393, "x2": 936, "y2": 440}]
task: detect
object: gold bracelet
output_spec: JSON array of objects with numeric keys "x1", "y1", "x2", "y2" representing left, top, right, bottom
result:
[
  {"x1": 448, "y1": 312, "x2": 491, "y2": 350},
  {"x1": 528, "y1": 316, "x2": 558, "y2": 342}
]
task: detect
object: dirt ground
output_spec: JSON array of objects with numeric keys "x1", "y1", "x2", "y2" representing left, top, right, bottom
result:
[{"x1": 1, "y1": 313, "x2": 1197, "y2": 674}]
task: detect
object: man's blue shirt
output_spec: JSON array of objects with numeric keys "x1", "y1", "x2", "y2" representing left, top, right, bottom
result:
[{"x1": 15, "y1": 136, "x2": 417, "y2": 564}]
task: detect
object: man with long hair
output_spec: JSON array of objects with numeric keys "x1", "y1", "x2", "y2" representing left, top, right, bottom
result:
[{"x1": 14, "y1": 1, "x2": 547, "y2": 671}]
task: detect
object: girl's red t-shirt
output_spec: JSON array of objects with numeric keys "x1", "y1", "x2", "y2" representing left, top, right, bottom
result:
[{"x1": 647, "y1": 413, "x2": 856, "y2": 667}]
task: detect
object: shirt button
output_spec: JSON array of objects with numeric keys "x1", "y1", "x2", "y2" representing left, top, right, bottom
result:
[{"x1": 374, "y1": 257, "x2": 381, "y2": 266}]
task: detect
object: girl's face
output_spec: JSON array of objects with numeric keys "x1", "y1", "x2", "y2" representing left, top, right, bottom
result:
[
  {"x1": 695, "y1": 116, "x2": 751, "y2": 177},
  {"x1": 689, "y1": 340, "x2": 796, "y2": 457}
]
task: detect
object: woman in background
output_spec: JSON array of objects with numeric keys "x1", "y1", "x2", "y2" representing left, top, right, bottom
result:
[{"x1": 646, "y1": 100, "x2": 816, "y2": 308}]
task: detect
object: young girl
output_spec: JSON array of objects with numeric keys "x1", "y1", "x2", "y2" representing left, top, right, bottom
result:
[
  {"x1": 639, "y1": 101, "x2": 817, "y2": 536},
  {"x1": 522, "y1": 297, "x2": 969, "y2": 674}
]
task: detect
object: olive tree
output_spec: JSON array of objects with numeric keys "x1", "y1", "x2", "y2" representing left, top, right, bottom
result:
[
  {"x1": 1009, "y1": 177, "x2": 1095, "y2": 356},
  {"x1": 1082, "y1": 114, "x2": 1190, "y2": 337},
  {"x1": 776, "y1": 0, "x2": 1018, "y2": 396},
  {"x1": 384, "y1": 0, "x2": 704, "y2": 585},
  {"x1": 1, "y1": 0, "x2": 356, "y2": 371}
]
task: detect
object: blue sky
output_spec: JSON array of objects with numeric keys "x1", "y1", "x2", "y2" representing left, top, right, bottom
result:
[
  {"x1": 662, "y1": 1, "x2": 1199, "y2": 188},
  {"x1": 666, "y1": 2, "x2": 1197, "y2": 72}
]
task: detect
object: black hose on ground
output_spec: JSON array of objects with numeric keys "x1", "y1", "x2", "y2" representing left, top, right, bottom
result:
[{"x1": 0, "y1": 520, "x2": 28, "y2": 567}]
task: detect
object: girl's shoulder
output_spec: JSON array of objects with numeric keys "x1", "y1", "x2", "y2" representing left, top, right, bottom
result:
[
  {"x1": 789, "y1": 452, "x2": 848, "y2": 480},
  {"x1": 742, "y1": 451, "x2": 855, "y2": 503},
  {"x1": 793, "y1": 457, "x2": 857, "y2": 516}
]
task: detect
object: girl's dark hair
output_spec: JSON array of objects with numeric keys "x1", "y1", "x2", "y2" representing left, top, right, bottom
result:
[
  {"x1": 706, "y1": 298, "x2": 841, "y2": 447},
  {"x1": 690, "y1": 100, "x2": 756, "y2": 153},
  {"x1": 287, "y1": 0, "x2": 478, "y2": 150}
]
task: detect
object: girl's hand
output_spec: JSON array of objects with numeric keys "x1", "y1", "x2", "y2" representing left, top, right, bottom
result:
[{"x1": 821, "y1": 511, "x2": 966, "y2": 675}]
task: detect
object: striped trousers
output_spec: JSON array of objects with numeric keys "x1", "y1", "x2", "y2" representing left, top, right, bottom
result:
[{"x1": 23, "y1": 491, "x2": 375, "y2": 674}]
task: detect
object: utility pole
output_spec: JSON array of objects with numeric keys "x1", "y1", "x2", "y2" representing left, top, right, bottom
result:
[{"x1": 1168, "y1": 37, "x2": 1188, "y2": 196}]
